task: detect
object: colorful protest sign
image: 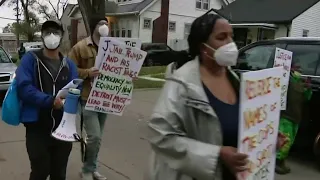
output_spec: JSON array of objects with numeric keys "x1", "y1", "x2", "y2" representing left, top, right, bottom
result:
[
  {"x1": 273, "y1": 47, "x2": 293, "y2": 110},
  {"x1": 95, "y1": 37, "x2": 142, "y2": 68},
  {"x1": 85, "y1": 40, "x2": 147, "y2": 116},
  {"x1": 237, "y1": 67, "x2": 282, "y2": 180}
]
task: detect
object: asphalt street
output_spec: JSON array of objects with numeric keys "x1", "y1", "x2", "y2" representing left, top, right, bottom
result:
[{"x1": 0, "y1": 89, "x2": 319, "y2": 180}]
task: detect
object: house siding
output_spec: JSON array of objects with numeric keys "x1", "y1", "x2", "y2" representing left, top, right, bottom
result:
[
  {"x1": 72, "y1": 11, "x2": 87, "y2": 40},
  {"x1": 139, "y1": 0, "x2": 223, "y2": 44},
  {"x1": 291, "y1": 1, "x2": 320, "y2": 37},
  {"x1": 140, "y1": 11, "x2": 161, "y2": 42},
  {"x1": 275, "y1": 25, "x2": 289, "y2": 38}
]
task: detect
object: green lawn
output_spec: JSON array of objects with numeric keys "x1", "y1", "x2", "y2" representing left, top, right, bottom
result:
[
  {"x1": 149, "y1": 73, "x2": 165, "y2": 79},
  {"x1": 139, "y1": 66, "x2": 166, "y2": 76},
  {"x1": 133, "y1": 78, "x2": 165, "y2": 89},
  {"x1": 135, "y1": 67, "x2": 166, "y2": 89}
]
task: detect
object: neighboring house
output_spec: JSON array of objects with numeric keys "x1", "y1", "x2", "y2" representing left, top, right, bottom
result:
[
  {"x1": 0, "y1": 33, "x2": 28, "y2": 54},
  {"x1": 105, "y1": 0, "x2": 222, "y2": 43},
  {"x1": 60, "y1": 3, "x2": 77, "y2": 51},
  {"x1": 215, "y1": 0, "x2": 320, "y2": 48},
  {"x1": 61, "y1": 3, "x2": 88, "y2": 47},
  {"x1": 62, "y1": 0, "x2": 226, "y2": 49}
]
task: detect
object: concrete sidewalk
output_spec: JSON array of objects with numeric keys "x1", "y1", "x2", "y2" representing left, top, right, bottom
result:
[
  {"x1": 0, "y1": 123, "x2": 129, "y2": 180},
  {"x1": 0, "y1": 89, "x2": 159, "y2": 180},
  {"x1": 0, "y1": 89, "x2": 319, "y2": 180}
]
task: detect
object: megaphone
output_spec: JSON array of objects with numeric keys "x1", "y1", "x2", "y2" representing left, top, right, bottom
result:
[{"x1": 52, "y1": 88, "x2": 80, "y2": 142}]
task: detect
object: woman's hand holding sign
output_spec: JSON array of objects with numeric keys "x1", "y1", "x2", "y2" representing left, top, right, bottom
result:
[{"x1": 220, "y1": 146, "x2": 248, "y2": 173}]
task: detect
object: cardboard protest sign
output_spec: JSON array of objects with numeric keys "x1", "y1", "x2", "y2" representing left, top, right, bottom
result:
[
  {"x1": 85, "y1": 40, "x2": 146, "y2": 116},
  {"x1": 273, "y1": 47, "x2": 293, "y2": 110},
  {"x1": 95, "y1": 37, "x2": 142, "y2": 68},
  {"x1": 237, "y1": 67, "x2": 282, "y2": 180}
]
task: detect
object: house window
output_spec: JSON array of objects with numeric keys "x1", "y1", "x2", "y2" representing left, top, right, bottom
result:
[
  {"x1": 113, "y1": 20, "x2": 133, "y2": 38},
  {"x1": 169, "y1": 21, "x2": 176, "y2": 32},
  {"x1": 196, "y1": 0, "x2": 210, "y2": 10},
  {"x1": 121, "y1": 27, "x2": 126, "y2": 37},
  {"x1": 184, "y1": 23, "x2": 191, "y2": 39},
  {"x1": 127, "y1": 30, "x2": 132, "y2": 38},
  {"x1": 111, "y1": 22, "x2": 120, "y2": 37},
  {"x1": 143, "y1": 18, "x2": 152, "y2": 29},
  {"x1": 127, "y1": 20, "x2": 132, "y2": 38},
  {"x1": 116, "y1": 22, "x2": 120, "y2": 37},
  {"x1": 302, "y1": 29, "x2": 309, "y2": 37}
]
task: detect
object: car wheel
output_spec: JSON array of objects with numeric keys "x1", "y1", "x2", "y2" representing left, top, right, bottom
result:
[
  {"x1": 146, "y1": 58, "x2": 154, "y2": 66},
  {"x1": 314, "y1": 133, "x2": 320, "y2": 170}
]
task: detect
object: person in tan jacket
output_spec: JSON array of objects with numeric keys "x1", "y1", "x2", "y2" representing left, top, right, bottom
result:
[{"x1": 68, "y1": 15, "x2": 110, "y2": 180}]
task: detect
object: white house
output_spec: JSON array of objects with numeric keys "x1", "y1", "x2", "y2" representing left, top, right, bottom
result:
[
  {"x1": 62, "y1": 0, "x2": 226, "y2": 49},
  {"x1": 216, "y1": 0, "x2": 320, "y2": 48}
]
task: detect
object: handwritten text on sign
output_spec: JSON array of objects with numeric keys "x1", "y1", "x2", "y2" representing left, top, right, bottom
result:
[
  {"x1": 237, "y1": 67, "x2": 282, "y2": 180},
  {"x1": 95, "y1": 37, "x2": 142, "y2": 68},
  {"x1": 85, "y1": 41, "x2": 146, "y2": 116},
  {"x1": 273, "y1": 48, "x2": 292, "y2": 110}
]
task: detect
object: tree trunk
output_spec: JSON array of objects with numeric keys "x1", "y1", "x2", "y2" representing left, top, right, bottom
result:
[
  {"x1": 78, "y1": 0, "x2": 90, "y2": 35},
  {"x1": 78, "y1": 0, "x2": 105, "y2": 36},
  {"x1": 20, "y1": 0, "x2": 33, "y2": 41}
]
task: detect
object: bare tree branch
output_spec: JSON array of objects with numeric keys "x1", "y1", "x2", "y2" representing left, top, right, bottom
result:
[
  {"x1": 0, "y1": 0, "x2": 7, "y2": 6},
  {"x1": 56, "y1": 0, "x2": 61, "y2": 19},
  {"x1": 47, "y1": 0, "x2": 59, "y2": 19},
  {"x1": 61, "y1": 0, "x2": 68, "y2": 10},
  {"x1": 36, "y1": 1, "x2": 52, "y2": 20}
]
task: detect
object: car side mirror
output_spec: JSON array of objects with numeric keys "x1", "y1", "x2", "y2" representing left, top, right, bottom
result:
[{"x1": 11, "y1": 57, "x2": 18, "y2": 63}]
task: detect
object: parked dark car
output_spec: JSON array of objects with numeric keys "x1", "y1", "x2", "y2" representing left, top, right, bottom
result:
[
  {"x1": 232, "y1": 37, "x2": 320, "y2": 167},
  {"x1": 141, "y1": 43, "x2": 180, "y2": 66}
]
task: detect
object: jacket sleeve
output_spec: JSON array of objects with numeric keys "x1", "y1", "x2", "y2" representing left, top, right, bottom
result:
[
  {"x1": 148, "y1": 81, "x2": 221, "y2": 180},
  {"x1": 16, "y1": 52, "x2": 54, "y2": 108},
  {"x1": 68, "y1": 45, "x2": 90, "y2": 80},
  {"x1": 67, "y1": 59, "x2": 82, "y2": 91}
]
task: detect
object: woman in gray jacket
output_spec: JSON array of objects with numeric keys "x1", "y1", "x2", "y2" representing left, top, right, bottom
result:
[{"x1": 146, "y1": 12, "x2": 248, "y2": 180}]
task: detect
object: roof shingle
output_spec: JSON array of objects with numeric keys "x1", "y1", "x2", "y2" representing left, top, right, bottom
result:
[
  {"x1": 217, "y1": 0, "x2": 320, "y2": 23},
  {"x1": 105, "y1": 0, "x2": 154, "y2": 15}
]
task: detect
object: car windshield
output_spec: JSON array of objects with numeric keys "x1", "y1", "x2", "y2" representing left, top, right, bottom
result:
[{"x1": 0, "y1": 48, "x2": 11, "y2": 63}]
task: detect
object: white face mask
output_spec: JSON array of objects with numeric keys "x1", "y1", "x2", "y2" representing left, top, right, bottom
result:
[
  {"x1": 43, "y1": 33, "x2": 61, "y2": 50},
  {"x1": 204, "y1": 42, "x2": 239, "y2": 66},
  {"x1": 98, "y1": 25, "x2": 109, "y2": 37}
]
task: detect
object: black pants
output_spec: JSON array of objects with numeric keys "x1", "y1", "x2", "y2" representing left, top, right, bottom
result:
[{"x1": 26, "y1": 132, "x2": 72, "y2": 180}]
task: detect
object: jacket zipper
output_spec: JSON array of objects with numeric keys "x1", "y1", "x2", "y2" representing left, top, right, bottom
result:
[{"x1": 38, "y1": 59, "x2": 65, "y2": 133}]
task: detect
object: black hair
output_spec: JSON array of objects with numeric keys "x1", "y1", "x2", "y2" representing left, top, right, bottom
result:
[{"x1": 175, "y1": 11, "x2": 222, "y2": 68}]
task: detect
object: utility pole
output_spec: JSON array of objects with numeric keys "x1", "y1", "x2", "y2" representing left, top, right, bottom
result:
[{"x1": 14, "y1": 0, "x2": 20, "y2": 48}]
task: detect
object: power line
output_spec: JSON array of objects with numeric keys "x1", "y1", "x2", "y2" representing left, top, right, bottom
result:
[{"x1": 0, "y1": 16, "x2": 20, "y2": 21}]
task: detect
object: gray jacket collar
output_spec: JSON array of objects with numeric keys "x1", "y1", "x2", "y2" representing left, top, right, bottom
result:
[{"x1": 165, "y1": 58, "x2": 240, "y2": 116}]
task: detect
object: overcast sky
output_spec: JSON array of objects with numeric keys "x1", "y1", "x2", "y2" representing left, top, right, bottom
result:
[{"x1": 0, "y1": 0, "x2": 78, "y2": 31}]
